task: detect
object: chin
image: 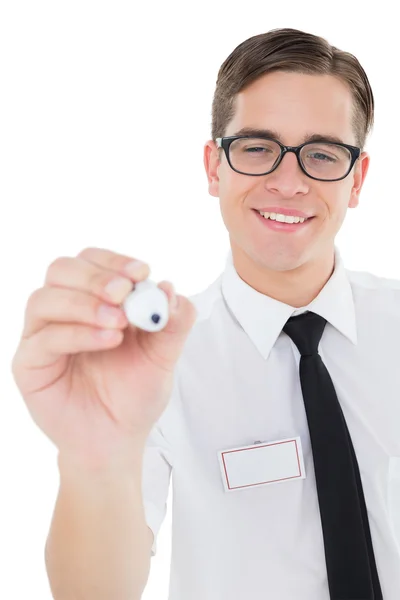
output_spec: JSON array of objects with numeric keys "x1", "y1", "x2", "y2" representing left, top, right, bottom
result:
[{"x1": 259, "y1": 256, "x2": 306, "y2": 273}]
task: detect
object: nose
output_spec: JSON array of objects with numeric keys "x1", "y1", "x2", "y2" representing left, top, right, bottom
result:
[{"x1": 264, "y1": 150, "x2": 309, "y2": 197}]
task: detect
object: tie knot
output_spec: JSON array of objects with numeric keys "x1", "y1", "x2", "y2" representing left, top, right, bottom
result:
[{"x1": 282, "y1": 311, "x2": 327, "y2": 357}]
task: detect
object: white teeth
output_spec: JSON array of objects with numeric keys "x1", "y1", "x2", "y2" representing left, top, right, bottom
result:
[{"x1": 258, "y1": 211, "x2": 307, "y2": 224}]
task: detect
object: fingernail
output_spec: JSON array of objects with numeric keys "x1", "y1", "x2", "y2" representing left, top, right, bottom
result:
[
  {"x1": 97, "y1": 304, "x2": 122, "y2": 326},
  {"x1": 124, "y1": 260, "x2": 148, "y2": 277},
  {"x1": 104, "y1": 277, "x2": 133, "y2": 302}
]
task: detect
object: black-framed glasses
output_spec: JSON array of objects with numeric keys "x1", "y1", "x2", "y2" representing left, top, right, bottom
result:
[{"x1": 215, "y1": 135, "x2": 361, "y2": 182}]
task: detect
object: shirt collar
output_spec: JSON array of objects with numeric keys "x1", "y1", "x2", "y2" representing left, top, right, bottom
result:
[{"x1": 221, "y1": 245, "x2": 357, "y2": 360}]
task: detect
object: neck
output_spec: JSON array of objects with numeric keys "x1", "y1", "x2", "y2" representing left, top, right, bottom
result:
[{"x1": 230, "y1": 244, "x2": 336, "y2": 308}]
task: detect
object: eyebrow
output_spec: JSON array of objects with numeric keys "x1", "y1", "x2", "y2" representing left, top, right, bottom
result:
[{"x1": 231, "y1": 127, "x2": 346, "y2": 146}]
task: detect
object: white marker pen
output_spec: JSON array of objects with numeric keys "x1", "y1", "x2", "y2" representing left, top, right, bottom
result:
[{"x1": 122, "y1": 279, "x2": 169, "y2": 332}]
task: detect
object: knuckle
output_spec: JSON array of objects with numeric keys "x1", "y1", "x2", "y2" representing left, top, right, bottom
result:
[
  {"x1": 87, "y1": 269, "x2": 111, "y2": 294},
  {"x1": 45, "y1": 256, "x2": 70, "y2": 283},
  {"x1": 63, "y1": 289, "x2": 88, "y2": 314},
  {"x1": 62, "y1": 322, "x2": 79, "y2": 341},
  {"x1": 74, "y1": 294, "x2": 102, "y2": 325},
  {"x1": 26, "y1": 287, "x2": 43, "y2": 314},
  {"x1": 11, "y1": 352, "x2": 20, "y2": 378},
  {"x1": 110, "y1": 254, "x2": 131, "y2": 271},
  {"x1": 77, "y1": 247, "x2": 97, "y2": 259},
  {"x1": 71, "y1": 323, "x2": 94, "y2": 345}
]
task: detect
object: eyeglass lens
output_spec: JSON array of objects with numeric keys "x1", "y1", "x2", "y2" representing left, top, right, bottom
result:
[{"x1": 228, "y1": 138, "x2": 352, "y2": 180}]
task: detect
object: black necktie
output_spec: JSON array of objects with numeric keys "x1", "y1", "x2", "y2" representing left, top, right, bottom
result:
[{"x1": 283, "y1": 311, "x2": 383, "y2": 600}]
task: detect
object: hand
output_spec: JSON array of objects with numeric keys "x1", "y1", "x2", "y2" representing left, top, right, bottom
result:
[{"x1": 11, "y1": 247, "x2": 197, "y2": 469}]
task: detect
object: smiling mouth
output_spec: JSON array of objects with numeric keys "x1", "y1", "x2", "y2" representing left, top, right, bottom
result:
[
  {"x1": 252, "y1": 209, "x2": 316, "y2": 231},
  {"x1": 252, "y1": 209, "x2": 315, "y2": 223}
]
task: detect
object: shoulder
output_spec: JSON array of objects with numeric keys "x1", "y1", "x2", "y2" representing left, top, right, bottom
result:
[
  {"x1": 346, "y1": 267, "x2": 400, "y2": 317},
  {"x1": 346, "y1": 267, "x2": 400, "y2": 291}
]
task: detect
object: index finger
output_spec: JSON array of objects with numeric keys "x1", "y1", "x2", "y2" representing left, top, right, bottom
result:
[{"x1": 77, "y1": 247, "x2": 151, "y2": 280}]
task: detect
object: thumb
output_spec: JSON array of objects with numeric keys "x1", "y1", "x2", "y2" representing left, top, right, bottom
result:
[
  {"x1": 134, "y1": 281, "x2": 198, "y2": 370},
  {"x1": 156, "y1": 280, "x2": 198, "y2": 337}
]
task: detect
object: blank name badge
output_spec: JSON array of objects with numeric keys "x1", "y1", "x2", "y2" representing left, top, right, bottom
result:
[{"x1": 217, "y1": 436, "x2": 306, "y2": 492}]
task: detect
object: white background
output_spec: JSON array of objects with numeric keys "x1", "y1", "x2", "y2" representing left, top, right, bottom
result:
[{"x1": 1, "y1": 1, "x2": 398, "y2": 598}]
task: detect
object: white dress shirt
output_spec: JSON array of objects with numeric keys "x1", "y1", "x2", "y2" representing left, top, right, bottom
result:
[{"x1": 141, "y1": 245, "x2": 400, "y2": 599}]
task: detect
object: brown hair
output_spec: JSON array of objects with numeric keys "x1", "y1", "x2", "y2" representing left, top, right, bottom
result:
[{"x1": 211, "y1": 28, "x2": 374, "y2": 151}]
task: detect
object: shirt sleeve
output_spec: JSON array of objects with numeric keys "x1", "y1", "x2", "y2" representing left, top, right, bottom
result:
[{"x1": 141, "y1": 383, "x2": 176, "y2": 557}]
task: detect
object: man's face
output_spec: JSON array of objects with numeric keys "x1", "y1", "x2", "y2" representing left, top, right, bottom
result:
[{"x1": 204, "y1": 72, "x2": 370, "y2": 277}]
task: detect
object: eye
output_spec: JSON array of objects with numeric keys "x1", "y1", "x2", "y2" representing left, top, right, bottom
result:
[
  {"x1": 244, "y1": 145, "x2": 274, "y2": 154},
  {"x1": 308, "y1": 152, "x2": 336, "y2": 162}
]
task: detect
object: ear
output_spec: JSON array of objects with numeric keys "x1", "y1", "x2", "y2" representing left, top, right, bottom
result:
[
  {"x1": 349, "y1": 151, "x2": 370, "y2": 208},
  {"x1": 204, "y1": 140, "x2": 221, "y2": 198}
]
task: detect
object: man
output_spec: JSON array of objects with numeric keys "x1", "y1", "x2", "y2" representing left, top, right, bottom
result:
[{"x1": 12, "y1": 27, "x2": 400, "y2": 600}]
